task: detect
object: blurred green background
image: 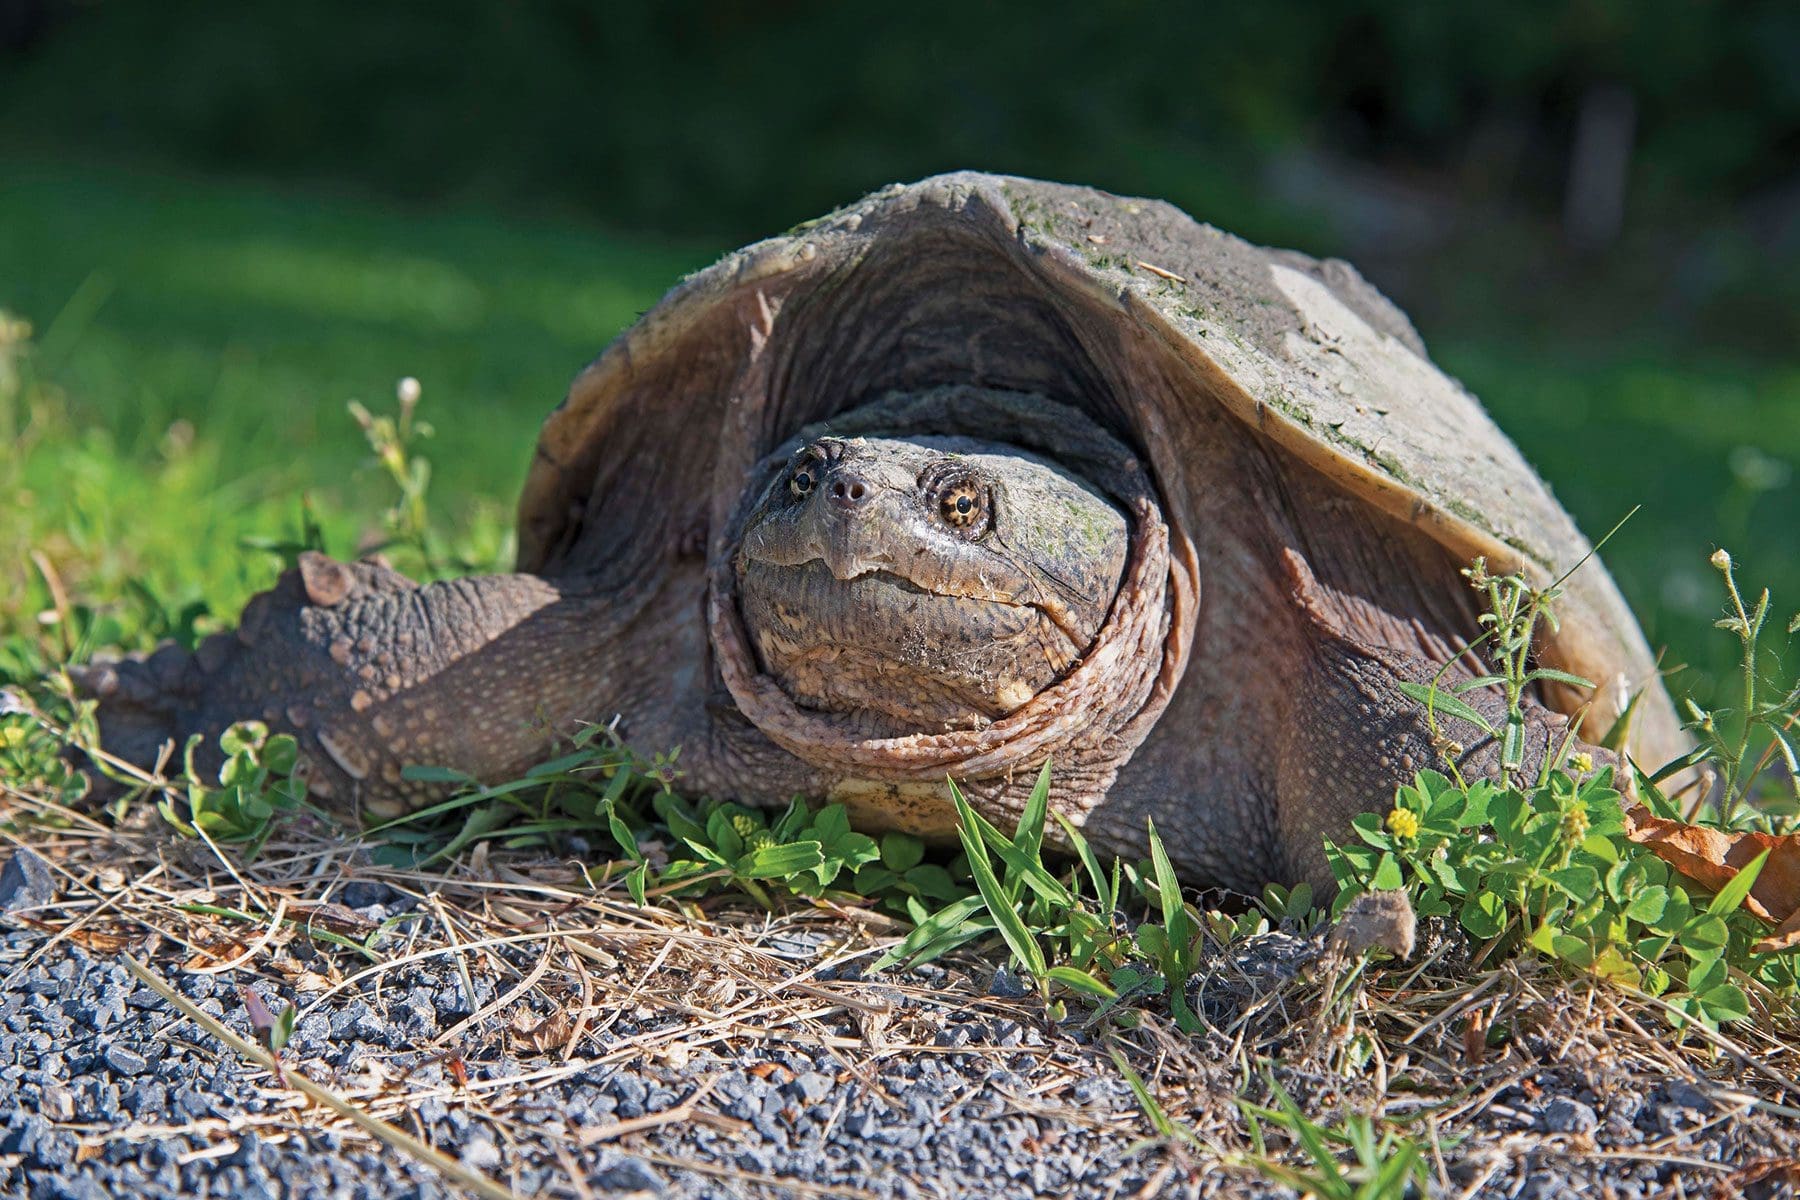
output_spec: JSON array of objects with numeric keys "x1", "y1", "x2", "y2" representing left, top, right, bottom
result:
[{"x1": 1, "y1": 0, "x2": 1795, "y2": 701}]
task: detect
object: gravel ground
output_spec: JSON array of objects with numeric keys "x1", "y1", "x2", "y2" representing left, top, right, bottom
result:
[{"x1": 3, "y1": 844, "x2": 1797, "y2": 1199}]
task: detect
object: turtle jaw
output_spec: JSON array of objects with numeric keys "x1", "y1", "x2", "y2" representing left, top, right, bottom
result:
[{"x1": 735, "y1": 558, "x2": 1079, "y2": 732}]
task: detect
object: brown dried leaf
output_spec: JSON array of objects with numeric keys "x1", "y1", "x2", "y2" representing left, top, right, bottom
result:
[
  {"x1": 511, "y1": 1010, "x2": 572, "y2": 1054},
  {"x1": 1623, "y1": 805, "x2": 1800, "y2": 935},
  {"x1": 1462, "y1": 1008, "x2": 1488, "y2": 1067},
  {"x1": 1720, "y1": 1157, "x2": 1800, "y2": 1200},
  {"x1": 1328, "y1": 888, "x2": 1417, "y2": 960},
  {"x1": 287, "y1": 901, "x2": 376, "y2": 936},
  {"x1": 65, "y1": 927, "x2": 132, "y2": 955},
  {"x1": 181, "y1": 939, "x2": 251, "y2": 972},
  {"x1": 1752, "y1": 908, "x2": 1800, "y2": 956}
]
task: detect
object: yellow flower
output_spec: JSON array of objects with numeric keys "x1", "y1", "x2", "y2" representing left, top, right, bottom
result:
[
  {"x1": 1569, "y1": 751, "x2": 1595, "y2": 774},
  {"x1": 1559, "y1": 805, "x2": 1590, "y2": 846},
  {"x1": 730, "y1": 813, "x2": 760, "y2": 839},
  {"x1": 1385, "y1": 807, "x2": 1420, "y2": 841}
]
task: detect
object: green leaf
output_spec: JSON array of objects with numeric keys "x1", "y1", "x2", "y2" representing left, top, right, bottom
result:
[
  {"x1": 1550, "y1": 933, "x2": 1594, "y2": 966},
  {"x1": 524, "y1": 750, "x2": 598, "y2": 778},
  {"x1": 1014, "y1": 759, "x2": 1053, "y2": 857},
  {"x1": 1591, "y1": 945, "x2": 1641, "y2": 986},
  {"x1": 739, "y1": 840, "x2": 825, "y2": 879},
  {"x1": 880, "y1": 832, "x2": 924, "y2": 873},
  {"x1": 1686, "y1": 953, "x2": 1727, "y2": 994},
  {"x1": 952, "y1": 786, "x2": 1046, "y2": 980},
  {"x1": 953, "y1": 787, "x2": 1075, "y2": 908},
  {"x1": 1580, "y1": 833, "x2": 1620, "y2": 865},
  {"x1": 706, "y1": 809, "x2": 744, "y2": 862},
  {"x1": 1697, "y1": 984, "x2": 1750, "y2": 1023},
  {"x1": 902, "y1": 863, "x2": 963, "y2": 902},
  {"x1": 1135, "y1": 923, "x2": 1168, "y2": 960},
  {"x1": 219, "y1": 721, "x2": 267, "y2": 757},
  {"x1": 262, "y1": 734, "x2": 299, "y2": 776},
  {"x1": 1547, "y1": 865, "x2": 1599, "y2": 901},
  {"x1": 653, "y1": 793, "x2": 707, "y2": 845},
  {"x1": 870, "y1": 895, "x2": 988, "y2": 971},
  {"x1": 1523, "y1": 667, "x2": 1596, "y2": 690},
  {"x1": 1600, "y1": 688, "x2": 1643, "y2": 751},
  {"x1": 1146, "y1": 818, "x2": 1193, "y2": 962},
  {"x1": 826, "y1": 830, "x2": 881, "y2": 869},
  {"x1": 1649, "y1": 888, "x2": 1694, "y2": 935},
  {"x1": 1047, "y1": 966, "x2": 1117, "y2": 999},
  {"x1": 1396, "y1": 681, "x2": 1494, "y2": 732},
  {"x1": 1053, "y1": 811, "x2": 1114, "y2": 913},
  {"x1": 1704, "y1": 849, "x2": 1768, "y2": 918},
  {"x1": 399, "y1": 763, "x2": 476, "y2": 784},
  {"x1": 1679, "y1": 915, "x2": 1730, "y2": 954},
  {"x1": 602, "y1": 805, "x2": 641, "y2": 863},
  {"x1": 419, "y1": 802, "x2": 513, "y2": 868},
  {"x1": 271, "y1": 1004, "x2": 297, "y2": 1053},
  {"x1": 1370, "y1": 852, "x2": 1404, "y2": 891},
  {"x1": 1109, "y1": 1046, "x2": 1176, "y2": 1140},
  {"x1": 1625, "y1": 885, "x2": 1669, "y2": 925},
  {"x1": 811, "y1": 804, "x2": 851, "y2": 844},
  {"x1": 771, "y1": 797, "x2": 811, "y2": 840},
  {"x1": 1461, "y1": 891, "x2": 1506, "y2": 940},
  {"x1": 1352, "y1": 811, "x2": 1392, "y2": 849},
  {"x1": 1459, "y1": 781, "x2": 1495, "y2": 828}
]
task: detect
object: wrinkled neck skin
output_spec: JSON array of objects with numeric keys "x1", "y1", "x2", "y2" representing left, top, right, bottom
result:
[{"x1": 703, "y1": 387, "x2": 1190, "y2": 836}]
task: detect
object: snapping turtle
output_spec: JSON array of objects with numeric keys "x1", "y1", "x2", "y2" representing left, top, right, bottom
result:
[{"x1": 87, "y1": 172, "x2": 1688, "y2": 890}]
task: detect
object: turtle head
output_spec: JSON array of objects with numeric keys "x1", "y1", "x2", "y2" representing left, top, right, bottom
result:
[{"x1": 734, "y1": 433, "x2": 1128, "y2": 733}]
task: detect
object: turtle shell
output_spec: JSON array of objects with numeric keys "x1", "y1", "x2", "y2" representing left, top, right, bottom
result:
[{"x1": 517, "y1": 172, "x2": 1686, "y2": 771}]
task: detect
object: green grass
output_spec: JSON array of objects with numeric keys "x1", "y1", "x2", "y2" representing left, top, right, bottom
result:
[
  {"x1": 1, "y1": 160, "x2": 1794, "y2": 698},
  {"x1": 1, "y1": 160, "x2": 707, "y2": 645}
]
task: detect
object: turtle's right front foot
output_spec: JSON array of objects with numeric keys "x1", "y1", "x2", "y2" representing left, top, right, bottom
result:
[
  {"x1": 74, "y1": 553, "x2": 424, "y2": 810},
  {"x1": 77, "y1": 552, "x2": 575, "y2": 818}
]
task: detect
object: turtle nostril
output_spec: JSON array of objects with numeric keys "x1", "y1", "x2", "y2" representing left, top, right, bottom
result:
[{"x1": 828, "y1": 475, "x2": 871, "y2": 507}]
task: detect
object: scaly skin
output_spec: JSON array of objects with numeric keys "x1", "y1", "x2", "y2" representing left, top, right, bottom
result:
[
  {"x1": 735, "y1": 434, "x2": 1127, "y2": 732},
  {"x1": 83, "y1": 553, "x2": 603, "y2": 818}
]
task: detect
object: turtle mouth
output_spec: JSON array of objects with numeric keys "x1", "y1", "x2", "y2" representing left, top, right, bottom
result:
[{"x1": 733, "y1": 558, "x2": 1086, "y2": 730}]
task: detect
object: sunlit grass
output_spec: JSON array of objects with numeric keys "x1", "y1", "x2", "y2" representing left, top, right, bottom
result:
[{"x1": 1, "y1": 161, "x2": 709, "y2": 647}]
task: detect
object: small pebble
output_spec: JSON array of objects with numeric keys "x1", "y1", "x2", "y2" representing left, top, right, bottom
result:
[
  {"x1": 1540, "y1": 1097, "x2": 1599, "y2": 1135},
  {"x1": 103, "y1": 1044, "x2": 148, "y2": 1077},
  {"x1": 0, "y1": 850, "x2": 55, "y2": 913}
]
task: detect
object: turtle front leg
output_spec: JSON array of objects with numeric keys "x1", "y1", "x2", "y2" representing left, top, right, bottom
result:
[
  {"x1": 79, "y1": 553, "x2": 599, "y2": 817},
  {"x1": 1274, "y1": 637, "x2": 1620, "y2": 888},
  {"x1": 1268, "y1": 547, "x2": 1622, "y2": 889}
]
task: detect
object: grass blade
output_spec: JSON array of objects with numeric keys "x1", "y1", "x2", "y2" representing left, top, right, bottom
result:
[{"x1": 952, "y1": 785, "x2": 1047, "y2": 980}]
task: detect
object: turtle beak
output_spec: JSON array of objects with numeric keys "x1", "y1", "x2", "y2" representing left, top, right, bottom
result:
[
  {"x1": 738, "y1": 447, "x2": 900, "y2": 581},
  {"x1": 815, "y1": 466, "x2": 885, "y2": 580}
]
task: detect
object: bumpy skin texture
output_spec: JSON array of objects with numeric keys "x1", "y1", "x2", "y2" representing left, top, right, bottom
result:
[
  {"x1": 86, "y1": 174, "x2": 1688, "y2": 893},
  {"x1": 736, "y1": 433, "x2": 1127, "y2": 733}
]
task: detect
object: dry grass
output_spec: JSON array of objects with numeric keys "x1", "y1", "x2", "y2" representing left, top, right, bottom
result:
[{"x1": 5, "y1": 761, "x2": 1800, "y2": 1199}]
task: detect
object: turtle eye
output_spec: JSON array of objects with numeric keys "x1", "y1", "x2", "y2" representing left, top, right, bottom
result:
[
  {"x1": 789, "y1": 467, "x2": 816, "y2": 499},
  {"x1": 933, "y1": 478, "x2": 990, "y2": 535}
]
